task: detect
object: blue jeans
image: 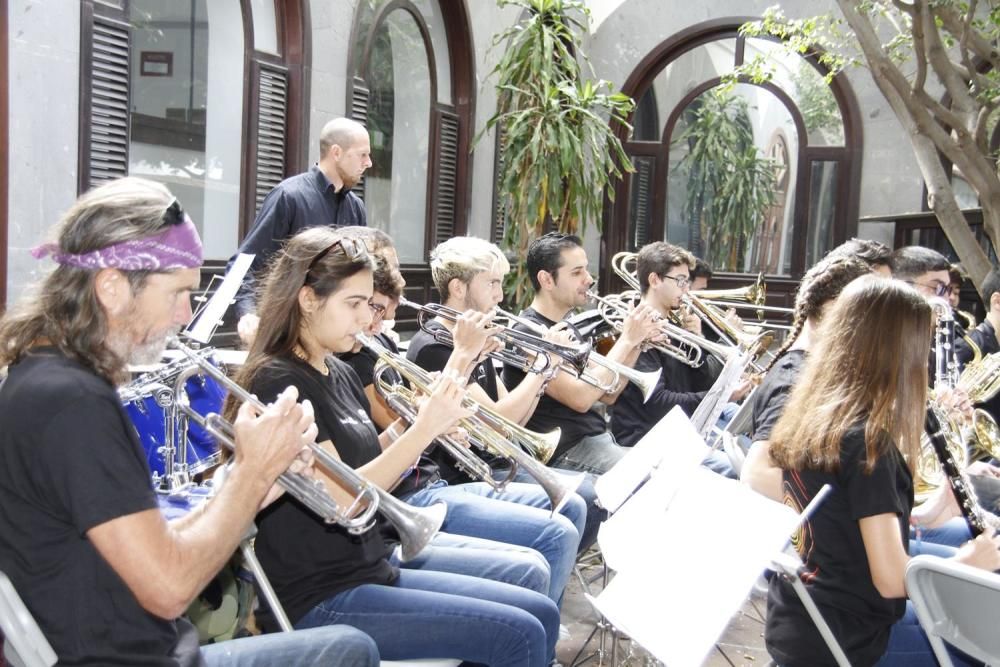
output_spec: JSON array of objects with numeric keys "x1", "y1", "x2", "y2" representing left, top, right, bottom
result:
[
  {"x1": 910, "y1": 517, "x2": 972, "y2": 552},
  {"x1": 875, "y1": 602, "x2": 978, "y2": 666},
  {"x1": 500, "y1": 465, "x2": 605, "y2": 553},
  {"x1": 295, "y1": 569, "x2": 559, "y2": 667},
  {"x1": 551, "y1": 430, "x2": 625, "y2": 474},
  {"x1": 403, "y1": 480, "x2": 580, "y2": 604},
  {"x1": 390, "y1": 530, "x2": 550, "y2": 594},
  {"x1": 201, "y1": 624, "x2": 378, "y2": 666}
]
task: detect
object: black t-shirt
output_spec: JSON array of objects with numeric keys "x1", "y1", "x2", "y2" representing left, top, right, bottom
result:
[
  {"x1": 502, "y1": 308, "x2": 606, "y2": 460},
  {"x1": 610, "y1": 347, "x2": 715, "y2": 447},
  {"x1": 405, "y1": 321, "x2": 502, "y2": 483},
  {"x1": 249, "y1": 355, "x2": 396, "y2": 630},
  {"x1": 750, "y1": 349, "x2": 807, "y2": 444},
  {"x1": 339, "y1": 333, "x2": 441, "y2": 496},
  {"x1": 765, "y1": 424, "x2": 913, "y2": 667},
  {"x1": 0, "y1": 349, "x2": 201, "y2": 666}
]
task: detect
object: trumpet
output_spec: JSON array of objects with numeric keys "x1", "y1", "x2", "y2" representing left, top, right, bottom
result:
[
  {"x1": 357, "y1": 334, "x2": 584, "y2": 513},
  {"x1": 589, "y1": 289, "x2": 748, "y2": 369},
  {"x1": 399, "y1": 296, "x2": 590, "y2": 376},
  {"x1": 168, "y1": 337, "x2": 445, "y2": 561},
  {"x1": 402, "y1": 296, "x2": 661, "y2": 403}
]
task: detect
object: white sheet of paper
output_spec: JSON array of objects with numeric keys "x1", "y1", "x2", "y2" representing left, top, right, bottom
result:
[
  {"x1": 186, "y1": 252, "x2": 254, "y2": 344},
  {"x1": 593, "y1": 467, "x2": 799, "y2": 666},
  {"x1": 595, "y1": 406, "x2": 708, "y2": 513}
]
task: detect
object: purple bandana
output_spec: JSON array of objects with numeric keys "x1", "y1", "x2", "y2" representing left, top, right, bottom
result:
[{"x1": 32, "y1": 201, "x2": 204, "y2": 271}]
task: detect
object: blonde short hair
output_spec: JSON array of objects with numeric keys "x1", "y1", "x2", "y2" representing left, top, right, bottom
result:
[{"x1": 430, "y1": 236, "x2": 510, "y2": 302}]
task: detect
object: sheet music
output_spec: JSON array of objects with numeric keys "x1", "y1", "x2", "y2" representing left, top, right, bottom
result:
[
  {"x1": 185, "y1": 253, "x2": 254, "y2": 344},
  {"x1": 594, "y1": 406, "x2": 708, "y2": 513},
  {"x1": 592, "y1": 467, "x2": 799, "y2": 666}
]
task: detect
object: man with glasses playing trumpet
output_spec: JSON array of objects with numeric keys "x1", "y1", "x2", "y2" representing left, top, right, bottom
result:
[
  {"x1": 0, "y1": 177, "x2": 380, "y2": 666},
  {"x1": 609, "y1": 241, "x2": 749, "y2": 477}
]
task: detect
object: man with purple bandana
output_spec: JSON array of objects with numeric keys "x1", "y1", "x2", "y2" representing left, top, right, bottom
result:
[{"x1": 0, "y1": 177, "x2": 379, "y2": 666}]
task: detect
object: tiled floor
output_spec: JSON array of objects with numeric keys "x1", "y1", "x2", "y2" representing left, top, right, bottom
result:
[{"x1": 556, "y1": 551, "x2": 771, "y2": 666}]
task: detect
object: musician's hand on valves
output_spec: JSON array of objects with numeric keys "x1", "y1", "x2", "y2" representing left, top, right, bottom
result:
[
  {"x1": 453, "y1": 310, "x2": 500, "y2": 361},
  {"x1": 680, "y1": 308, "x2": 702, "y2": 336},
  {"x1": 414, "y1": 371, "x2": 474, "y2": 440},
  {"x1": 232, "y1": 385, "x2": 320, "y2": 494},
  {"x1": 723, "y1": 308, "x2": 744, "y2": 332},
  {"x1": 620, "y1": 303, "x2": 660, "y2": 349},
  {"x1": 955, "y1": 530, "x2": 1000, "y2": 571}
]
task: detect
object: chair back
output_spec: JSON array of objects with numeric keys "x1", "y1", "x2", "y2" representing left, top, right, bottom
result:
[
  {"x1": 0, "y1": 570, "x2": 56, "y2": 667},
  {"x1": 905, "y1": 554, "x2": 1000, "y2": 667}
]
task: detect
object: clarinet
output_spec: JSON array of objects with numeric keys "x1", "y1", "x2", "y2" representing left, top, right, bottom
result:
[{"x1": 924, "y1": 408, "x2": 986, "y2": 537}]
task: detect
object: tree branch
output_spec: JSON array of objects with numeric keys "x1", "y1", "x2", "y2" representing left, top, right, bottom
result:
[
  {"x1": 909, "y1": 0, "x2": 928, "y2": 93},
  {"x1": 936, "y1": 5, "x2": 1000, "y2": 75}
]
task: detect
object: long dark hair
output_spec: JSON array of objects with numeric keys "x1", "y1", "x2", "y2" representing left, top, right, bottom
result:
[
  {"x1": 0, "y1": 177, "x2": 177, "y2": 383},
  {"x1": 769, "y1": 276, "x2": 931, "y2": 473},
  {"x1": 225, "y1": 227, "x2": 373, "y2": 420}
]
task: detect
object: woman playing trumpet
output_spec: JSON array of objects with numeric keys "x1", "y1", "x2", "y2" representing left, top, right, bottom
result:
[{"x1": 227, "y1": 227, "x2": 559, "y2": 666}]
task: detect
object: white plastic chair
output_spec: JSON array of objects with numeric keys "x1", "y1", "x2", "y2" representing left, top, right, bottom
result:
[
  {"x1": 906, "y1": 554, "x2": 1000, "y2": 667},
  {"x1": 0, "y1": 570, "x2": 56, "y2": 667}
]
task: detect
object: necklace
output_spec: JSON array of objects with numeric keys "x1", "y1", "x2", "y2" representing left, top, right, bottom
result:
[{"x1": 293, "y1": 346, "x2": 328, "y2": 376}]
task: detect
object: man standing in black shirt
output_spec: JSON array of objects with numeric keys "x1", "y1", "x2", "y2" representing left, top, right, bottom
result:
[
  {"x1": 232, "y1": 117, "x2": 372, "y2": 342},
  {"x1": 0, "y1": 177, "x2": 379, "y2": 666},
  {"x1": 502, "y1": 233, "x2": 659, "y2": 475}
]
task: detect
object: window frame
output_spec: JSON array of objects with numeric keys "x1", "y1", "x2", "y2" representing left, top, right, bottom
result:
[{"x1": 605, "y1": 18, "x2": 863, "y2": 293}]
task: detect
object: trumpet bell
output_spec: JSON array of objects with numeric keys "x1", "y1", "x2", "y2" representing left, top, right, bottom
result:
[
  {"x1": 395, "y1": 500, "x2": 448, "y2": 562},
  {"x1": 636, "y1": 366, "x2": 662, "y2": 403}
]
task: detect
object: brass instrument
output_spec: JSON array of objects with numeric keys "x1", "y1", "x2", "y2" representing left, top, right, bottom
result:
[
  {"x1": 356, "y1": 334, "x2": 584, "y2": 513},
  {"x1": 495, "y1": 304, "x2": 663, "y2": 402},
  {"x1": 970, "y1": 409, "x2": 1000, "y2": 463},
  {"x1": 957, "y1": 309, "x2": 977, "y2": 330},
  {"x1": 398, "y1": 296, "x2": 589, "y2": 376},
  {"x1": 168, "y1": 337, "x2": 445, "y2": 561},
  {"x1": 401, "y1": 296, "x2": 661, "y2": 402},
  {"x1": 588, "y1": 290, "x2": 703, "y2": 367},
  {"x1": 956, "y1": 334, "x2": 1000, "y2": 405},
  {"x1": 612, "y1": 251, "x2": 793, "y2": 331}
]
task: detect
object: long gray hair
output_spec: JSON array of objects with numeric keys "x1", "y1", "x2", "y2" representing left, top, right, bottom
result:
[{"x1": 0, "y1": 177, "x2": 179, "y2": 383}]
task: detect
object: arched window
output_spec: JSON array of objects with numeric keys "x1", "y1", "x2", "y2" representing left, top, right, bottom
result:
[
  {"x1": 607, "y1": 19, "x2": 862, "y2": 289},
  {"x1": 348, "y1": 0, "x2": 474, "y2": 284},
  {"x1": 77, "y1": 0, "x2": 308, "y2": 260}
]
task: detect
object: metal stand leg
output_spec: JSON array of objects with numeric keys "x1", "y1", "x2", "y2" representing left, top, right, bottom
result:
[
  {"x1": 238, "y1": 524, "x2": 293, "y2": 633},
  {"x1": 571, "y1": 554, "x2": 621, "y2": 667}
]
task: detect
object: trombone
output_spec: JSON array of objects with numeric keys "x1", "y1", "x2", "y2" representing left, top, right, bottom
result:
[
  {"x1": 612, "y1": 251, "x2": 793, "y2": 327},
  {"x1": 401, "y1": 296, "x2": 661, "y2": 403},
  {"x1": 357, "y1": 334, "x2": 584, "y2": 513},
  {"x1": 168, "y1": 337, "x2": 445, "y2": 561}
]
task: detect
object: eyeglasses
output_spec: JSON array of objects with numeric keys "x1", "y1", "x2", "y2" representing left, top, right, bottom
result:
[
  {"x1": 661, "y1": 274, "x2": 691, "y2": 290},
  {"x1": 368, "y1": 300, "x2": 388, "y2": 320},
  {"x1": 905, "y1": 279, "x2": 950, "y2": 297},
  {"x1": 306, "y1": 237, "x2": 371, "y2": 274}
]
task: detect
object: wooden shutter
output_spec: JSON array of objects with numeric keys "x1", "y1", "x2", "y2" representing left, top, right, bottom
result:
[
  {"x1": 79, "y1": 3, "x2": 130, "y2": 191},
  {"x1": 349, "y1": 77, "x2": 369, "y2": 202},
  {"x1": 632, "y1": 157, "x2": 653, "y2": 248},
  {"x1": 490, "y1": 125, "x2": 509, "y2": 244},
  {"x1": 431, "y1": 108, "x2": 459, "y2": 245},
  {"x1": 253, "y1": 64, "x2": 288, "y2": 215}
]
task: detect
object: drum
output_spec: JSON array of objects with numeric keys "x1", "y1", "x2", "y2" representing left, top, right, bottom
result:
[{"x1": 121, "y1": 359, "x2": 226, "y2": 480}]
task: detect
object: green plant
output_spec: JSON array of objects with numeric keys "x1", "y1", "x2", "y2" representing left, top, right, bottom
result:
[
  {"x1": 479, "y1": 0, "x2": 635, "y2": 306},
  {"x1": 675, "y1": 89, "x2": 778, "y2": 271}
]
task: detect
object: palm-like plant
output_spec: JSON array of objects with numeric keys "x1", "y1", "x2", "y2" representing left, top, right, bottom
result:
[
  {"x1": 481, "y1": 0, "x2": 635, "y2": 305},
  {"x1": 676, "y1": 90, "x2": 778, "y2": 271}
]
